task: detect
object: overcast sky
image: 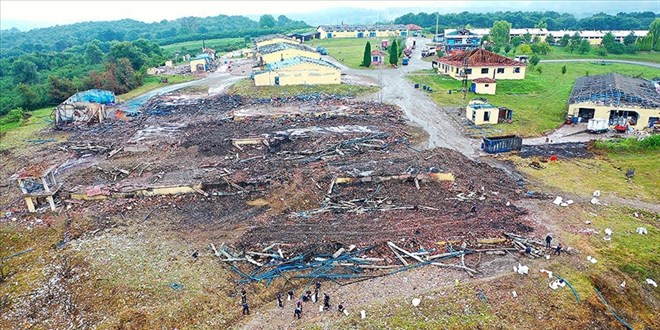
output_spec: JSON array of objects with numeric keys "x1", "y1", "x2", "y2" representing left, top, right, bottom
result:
[
  {"x1": 2, "y1": 1, "x2": 658, "y2": 30},
  {"x1": 1, "y1": 1, "x2": 440, "y2": 26}
]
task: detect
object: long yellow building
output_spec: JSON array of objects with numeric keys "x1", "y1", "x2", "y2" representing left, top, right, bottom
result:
[
  {"x1": 568, "y1": 74, "x2": 660, "y2": 131},
  {"x1": 257, "y1": 42, "x2": 320, "y2": 65},
  {"x1": 253, "y1": 56, "x2": 341, "y2": 86},
  {"x1": 317, "y1": 24, "x2": 409, "y2": 39},
  {"x1": 254, "y1": 34, "x2": 299, "y2": 48},
  {"x1": 436, "y1": 49, "x2": 526, "y2": 80}
]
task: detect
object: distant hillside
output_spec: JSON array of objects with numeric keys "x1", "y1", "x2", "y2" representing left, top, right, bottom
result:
[
  {"x1": 393, "y1": 11, "x2": 659, "y2": 30},
  {"x1": 0, "y1": 14, "x2": 308, "y2": 58}
]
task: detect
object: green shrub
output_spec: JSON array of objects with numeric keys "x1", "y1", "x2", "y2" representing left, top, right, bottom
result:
[
  {"x1": 639, "y1": 134, "x2": 660, "y2": 149},
  {"x1": 596, "y1": 135, "x2": 660, "y2": 151},
  {"x1": 0, "y1": 108, "x2": 26, "y2": 125}
]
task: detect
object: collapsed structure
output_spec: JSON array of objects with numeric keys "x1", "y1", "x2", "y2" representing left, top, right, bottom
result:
[
  {"x1": 568, "y1": 73, "x2": 660, "y2": 130},
  {"x1": 466, "y1": 98, "x2": 513, "y2": 125},
  {"x1": 54, "y1": 89, "x2": 117, "y2": 127}
]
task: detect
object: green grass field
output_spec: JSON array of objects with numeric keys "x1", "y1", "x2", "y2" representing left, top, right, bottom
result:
[
  {"x1": 160, "y1": 37, "x2": 249, "y2": 58},
  {"x1": 537, "y1": 46, "x2": 660, "y2": 63},
  {"x1": 0, "y1": 107, "x2": 57, "y2": 149},
  {"x1": 227, "y1": 78, "x2": 378, "y2": 99},
  {"x1": 307, "y1": 38, "x2": 392, "y2": 69},
  {"x1": 408, "y1": 62, "x2": 660, "y2": 137}
]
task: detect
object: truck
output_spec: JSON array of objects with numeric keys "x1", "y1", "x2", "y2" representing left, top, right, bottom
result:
[
  {"x1": 481, "y1": 135, "x2": 523, "y2": 154},
  {"x1": 587, "y1": 118, "x2": 608, "y2": 133}
]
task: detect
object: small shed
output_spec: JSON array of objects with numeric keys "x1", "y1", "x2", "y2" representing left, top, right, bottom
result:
[
  {"x1": 10, "y1": 164, "x2": 61, "y2": 212},
  {"x1": 471, "y1": 77, "x2": 497, "y2": 95},
  {"x1": 371, "y1": 50, "x2": 385, "y2": 65},
  {"x1": 466, "y1": 98, "x2": 499, "y2": 125}
]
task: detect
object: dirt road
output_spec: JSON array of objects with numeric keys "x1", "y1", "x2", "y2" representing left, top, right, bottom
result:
[{"x1": 323, "y1": 37, "x2": 479, "y2": 158}]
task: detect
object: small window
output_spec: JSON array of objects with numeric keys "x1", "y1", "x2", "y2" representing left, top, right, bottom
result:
[
  {"x1": 481, "y1": 68, "x2": 489, "y2": 74},
  {"x1": 485, "y1": 84, "x2": 489, "y2": 87},
  {"x1": 514, "y1": 67, "x2": 521, "y2": 73},
  {"x1": 497, "y1": 68, "x2": 504, "y2": 74},
  {"x1": 465, "y1": 68, "x2": 472, "y2": 74}
]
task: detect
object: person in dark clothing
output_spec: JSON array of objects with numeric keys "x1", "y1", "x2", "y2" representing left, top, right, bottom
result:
[
  {"x1": 287, "y1": 290, "x2": 294, "y2": 301},
  {"x1": 241, "y1": 289, "x2": 247, "y2": 304},
  {"x1": 302, "y1": 290, "x2": 311, "y2": 302},
  {"x1": 314, "y1": 282, "x2": 321, "y2": 302},
  {"x1": 545, "y1": 235, "x2": 552, "y2": 248},
  {"x1": 242, "y1": 302, "x2": 250, "y2": 315},
  {"x1": 553, "y1": 243, "x2": 562, "y2": 256},
  {"x1": 470, "y1": 203, "x2": 477, "y2": 213},
  {"x1": 338, "y1": 303, "x2": 344, "y2": 314},
  {"x1": 323, "y1": 293, "x2": 330, "y2": 310},
  {"x1": 525, "y1": 246, "x2": 532, "y2": 254},
  {"x1": 296, "y1": 299, "x2": 303, "y2": 311},
  {"x1": 277, "y1": 293, "x2": 283, "y2": 307},
  {"x1": 294, "y1": 306, "x2": 302, "y2": 319},
  {"x1": 315, "y1": 282, "x2": 321, "y2": 291}
]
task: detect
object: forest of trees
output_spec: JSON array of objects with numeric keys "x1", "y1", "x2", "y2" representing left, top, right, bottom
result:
[
  {"x1": 394, "y1": 11, "x2": 658, "y2": 31},
  {"x1": 0, "y1": 14, "x2": 308, "y2": 116}
]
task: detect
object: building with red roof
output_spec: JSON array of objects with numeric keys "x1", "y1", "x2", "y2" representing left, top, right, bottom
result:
[{"x1": 436, "y1": 49, "x2": 526, "y2": 81}]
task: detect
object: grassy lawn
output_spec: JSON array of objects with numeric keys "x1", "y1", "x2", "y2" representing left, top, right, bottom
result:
[
  {"x1": 408, "y1": 63, "x2": 660, "y2": 137},
  {"x1": 0, "y1": 107, "x2": 58, "y2": 149},
  {"x1": 160, "y1": 37, "x2": 249, "y2": 58},
  {"x1": 538, "y1": 46, "x2": 660, "y2": 63},
  {"x1": 227, "y1": 78, "x2": 378, "y2": 99},
  {"x1": 115, "y1": 75, "x2": 198, "y2": 102},
  {"x1": 510, "y1": 150, "x2": 660, "y2": 203},
  {"x1": 307, "y1": 38, "x2": 392, "y2": 69}
]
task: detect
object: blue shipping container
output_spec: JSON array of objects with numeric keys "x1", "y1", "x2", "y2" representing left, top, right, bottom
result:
[{"x1": 481, "y1": 135, "x2": 523, "y2": 154}]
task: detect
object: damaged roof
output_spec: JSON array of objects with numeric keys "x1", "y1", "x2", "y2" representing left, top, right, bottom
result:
[
  {"x1": 473, "y1": 77, "x2": 497, "y2": 83},
  {"x1": 318, "y1": 24, "x2": 407, "y2": 32},
  {"x1": 258, "y1": 42, "x2": 316, "y2": 55},
  {"x1": 255, "y1": 56, "x2": 339, "y2": 74},
  {"x1": 437, "y1": 49, "x2": 524, "y2": 67},
  {"x1": 569, "y1": 73, "x2": 660, "y2": 108},
  {"x1": 253, "y1": 34, "x2": 294, "y2": 43}
]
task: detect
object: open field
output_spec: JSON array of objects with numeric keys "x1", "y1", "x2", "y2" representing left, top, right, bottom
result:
[
  {"x1": 227, "y1": 78, "x2": 378, "y2": 99},
  {"x1": 160, "y1": 37, "x2": 249, "y2": 57},
  {"x1": 408, "y1": 63, "x2": 660, "y2": 137},
  {"x1": 0, "y1": 107, "x2": 59, "y2": 149},
  {"x1": 307, "y1": 38, "x2": 392, "y2": 69},
  {"x1": 537, "y1": 46, "x2": 660, "y2": 63}
]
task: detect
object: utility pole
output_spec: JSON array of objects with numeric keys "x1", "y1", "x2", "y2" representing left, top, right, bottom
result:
[
  {"x1": 435, "y1": 13, "x2": 439, "y2": 42},
  {"x1": 462, "y1": 57, "x2": 468, "y2": 100}
]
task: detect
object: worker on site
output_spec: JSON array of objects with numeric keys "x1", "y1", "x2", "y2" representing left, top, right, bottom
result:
[
  {"x1": 294, "y1": 306, "x2": 302, "y2": 319},
  {"x1": 323, "y1": 293, "x2": 331, "y2": 310},
  {"x1": 553, "y1": 243, "x2": 563, "y2": 256},
  {"x1": 277, "y1": 293, "x2": 283, "y2": 308},
  {"x1": 338, "y1": 303, "x2": 345, "y2": 314},
  {"x1": 545, "y1": 234, "x2": 553, "y2": 248},
  {"x1": 302, "y1": 290, "x2": 311, "y2": 302},
  {"x1": 314, "y1": 282, "x2": 321, "y2": 302},
  {"x1": 287, "y1": 290, "x2": 294, "y2": 301},
  {"x1": 296, "y1": 298, "x2": 303, "y2": 311},
  {"x1": 241, "y1": 289, "x2": 247, "y2": 304},
  {"x1": 242, "y1": 302, "x2": 250, "y2": 315}
]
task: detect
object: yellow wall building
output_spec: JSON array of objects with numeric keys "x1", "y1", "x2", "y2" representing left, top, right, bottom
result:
[
  {"x1": 253, "y1": 57, "x2": 341, "y2": 86},
  {"x1": 465, "y1": 99, "x2": 500, "y2": 125},
  {"x1": 568, "y1": 74, "x2": 660, "y2": 131},
  {"x1": 257, "y1": 42, "x2": 320, "y2": 65},
  {"x1": 472, "y1": 78, "x2": 497, "y2": 95},
  {"x1": 317, "y1": 24, "x2": 409, "y2": 39},
  {"x1": 437, "y1": 49, "x2": 526, "y2": 80}
]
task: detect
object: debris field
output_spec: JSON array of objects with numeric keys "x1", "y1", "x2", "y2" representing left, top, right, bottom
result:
[{"x1": 2, "y1": 88, "x2": 538, "y2": 282}]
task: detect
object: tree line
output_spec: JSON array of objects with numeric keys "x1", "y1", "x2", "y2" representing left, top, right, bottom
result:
[
  {"x1": 1, "y1": 14, "x2": 308, "y2": 59},
  {"x1": 394, "y1": 11, "x2": 658, "y2": 31}
]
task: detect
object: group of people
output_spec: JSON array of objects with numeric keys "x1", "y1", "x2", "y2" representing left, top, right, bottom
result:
[
  {"x1": 546, "y1": 234, "x2": 563, "y2": 256},
  {"x1": 241, "y1": 282, "x2": 346, "y2": 320}
]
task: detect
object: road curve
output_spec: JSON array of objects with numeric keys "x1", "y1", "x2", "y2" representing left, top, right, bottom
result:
[{"x1": 540, "y1": 59, "x2": 660, "y2": 69}]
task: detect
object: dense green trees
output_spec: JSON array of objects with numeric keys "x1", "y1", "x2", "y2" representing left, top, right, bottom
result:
[
  {"x1": 361, "y1": 41, "x2": 372, "y2": 67},
  {"x1": 490, "y1": 20, "x2": 512, "y2": 45},
  {"x1": 394, "y1": 11, "x2": 657, "y2": 31}
]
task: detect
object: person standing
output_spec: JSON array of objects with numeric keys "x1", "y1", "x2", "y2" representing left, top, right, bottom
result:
[
  {"x1": 241, "y1": 289, "x2": 247, "y2": 304},
  {"x1": 277, "y1": 293, "x2": 283, "y2": 308},
  {"x1": 294, "y1": 306, "x2": 302, "y2": 319},
  {"x1": 545, "y1": 235, "x2": 552, "y2": 248},
  {"x1": 242, "y1": 302, "x2": 250, "y2": 315},
  {"x1": 553, "y1": 243, "x2": 562, "y2": 256},
  {"x1": 323, "y1": 293, "x2": 330, "y2": 310},
  {"x1": 287, "y1": 290, "x2": 294, "y2": 301}
]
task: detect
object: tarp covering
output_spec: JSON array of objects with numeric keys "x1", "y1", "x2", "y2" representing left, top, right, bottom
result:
[{"x1": 64, "y1": 89, "x2": 116, "y2": 104}]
